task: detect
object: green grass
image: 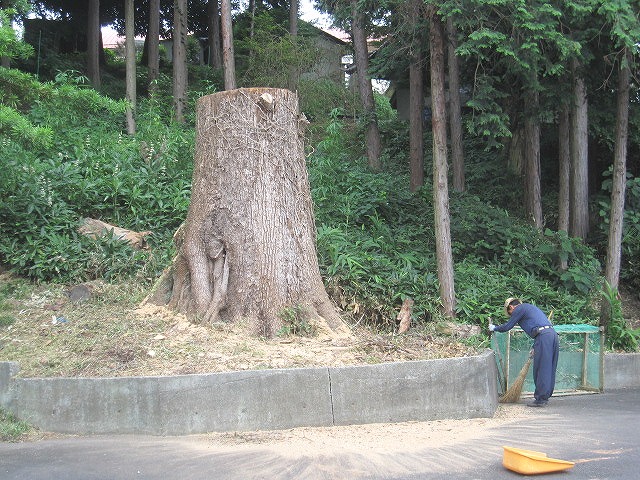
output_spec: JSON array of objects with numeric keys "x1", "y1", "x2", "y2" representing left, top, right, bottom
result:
[
  {"x1": 0, "y1": 409, "x2": 34, "y2": 441},
  {"x1": 0, "y1": 313, "x2": 15, "y2": 327}
]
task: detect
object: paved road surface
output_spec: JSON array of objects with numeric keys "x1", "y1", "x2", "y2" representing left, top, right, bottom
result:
[{"x1": 1, "y1": 388, "x2": 638, "y2": 479}]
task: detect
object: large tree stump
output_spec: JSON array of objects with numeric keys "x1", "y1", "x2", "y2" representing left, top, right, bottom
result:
[{"x1": 164, "y1": 88, "x2": 346, "y2": 337}]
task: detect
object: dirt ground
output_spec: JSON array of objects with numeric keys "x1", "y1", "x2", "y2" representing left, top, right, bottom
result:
[
  {"x1": 200, "y1": 402, "x2": 530, "y2": 453},
  {"x1": 620, "y1": 286, "x2": 640, "y2": 329},
  {"x1": 0, "y1": 276, "x2": 480, "y2": 379},
  {"x1": 2, "y1": 274, "x2": 639, "y2": 380}
]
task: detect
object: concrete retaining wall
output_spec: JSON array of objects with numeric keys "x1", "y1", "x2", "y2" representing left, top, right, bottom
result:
[
  {"x1": 330, "y1": 353, "x2": 495, "y2": 425},
  {"x1": 4, "y1": 350, "x2": 635, "y2": 435},
  {"x1": 0, "y1": 351, "x2": 498, "y2": 435},
  {"x1": 604, "y1": 353, "x2": 640, "y2": 389}
]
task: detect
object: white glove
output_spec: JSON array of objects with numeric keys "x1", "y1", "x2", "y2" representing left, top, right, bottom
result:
[{"x1": 488, "y1": 323, "x2": 496, "y2": 332}]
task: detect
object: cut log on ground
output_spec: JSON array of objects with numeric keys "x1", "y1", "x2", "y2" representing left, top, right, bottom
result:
[{"x1": 78, "y1": 218, "x2": 151, "y2": 250}]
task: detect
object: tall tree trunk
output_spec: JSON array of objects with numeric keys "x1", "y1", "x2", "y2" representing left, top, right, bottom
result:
[
  {"x1": 220, "y1": 0, "x2": 236, "y2": 90},
  {"x1": 430, "y1": 11, "x2": 456, "y2": 319},
  {"x1": 287, "y1": 0, "x2": 299, "y2": 90},
  {"x1": 289, "y1": 0, "x2": 298, "y2": 36},
  {"x1": 570, "y1": 60, "x2": 589, "y2": 239},
  {"x1": 507, "y1": 127, "x2": 524, "y2": 174},
  {"x1": 557, "y1": 102, "x2": 571, "y2": 271},
  {"x1": 163, "y1": 88, "x2": 346, "y2": 337},
  {"x1": 350, "y1": 0, "x2": 382, "y2": 171},
  {"x1": 147, "y1": 0, "x2": 160, "y2": 91},
  {"x1": 407, "y1": 0, "x2": 423, "y2": 192},
  {"x1": 409, "y1": 56, "x2": 424, "y2": 192},
  {"x1": 558, "y1": 103, "x2": 571, "y2": 234},
  {"x1": 249, "y1": 0, "x2": 257, "y2": 39},
  {"x1": 523, "y1": 89, "x2": 542, "y2": 229},
  {"x1": 447, "y1": 18, "x2": 465, "y2": 192},
  {"x1": 87, "y1": 0, "x2": 100, "y2": 89},
  {"x1": 601, "y1": 50, "x2": 630, "y2": 328},
  {"x1": 125, "y1": 0, "x2": 136, "y2": 135},
  {"x1": 172, "y1": 0, "x2": 188, "y2": 123},
  {"x1": 207, "y1": 0, "x2": 223, "y2": 69}
]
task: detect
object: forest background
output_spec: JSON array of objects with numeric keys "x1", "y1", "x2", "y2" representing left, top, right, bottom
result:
[{"x1": 1, "y1": 0, "x2": 640, "y2": 382}]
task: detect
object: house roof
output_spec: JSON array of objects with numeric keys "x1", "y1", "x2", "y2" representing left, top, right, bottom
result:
[{"x1": 102, "y1": 26, "x2": 145, "y2": 49}]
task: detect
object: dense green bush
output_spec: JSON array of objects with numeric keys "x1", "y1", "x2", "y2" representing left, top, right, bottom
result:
[
  {"x1": 310, "y1": 112, "x2": 603, "y2": 331},
  {"x1": 0, "y1": 69, "x2": 193, "y2": 283},
  {"x1": 1, "y1": 62, "x2": 635, "y2": 350}
]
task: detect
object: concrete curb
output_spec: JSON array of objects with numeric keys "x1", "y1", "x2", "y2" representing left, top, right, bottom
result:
[
  {"x1": 2, "y1": 351, "x2": 637, "y2": 435},
  {"x1": 1, "y1": 350, "x2": 498, "y2": 435}
]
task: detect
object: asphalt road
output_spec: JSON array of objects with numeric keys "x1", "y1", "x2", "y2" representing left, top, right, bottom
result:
[{"x1": 1, "y1": 387, "x2": 638, "y2": 480}]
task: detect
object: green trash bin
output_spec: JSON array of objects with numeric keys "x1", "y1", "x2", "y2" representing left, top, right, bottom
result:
[{"x1": 492, "y1": 324, "x2": 604, "y2": 396}]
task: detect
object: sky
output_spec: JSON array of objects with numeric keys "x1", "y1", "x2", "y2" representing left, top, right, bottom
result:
[
  {"x1": 102, "y1": 0, "x2": 335, "y2": 43},
  {"x1": 299, "y1": 0, "x2": 333, "y2": 29}
]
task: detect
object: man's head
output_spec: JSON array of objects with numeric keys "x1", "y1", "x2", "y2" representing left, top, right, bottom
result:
[{"x1": 504, "y1": 297, "x2": 522, "y2": 316}]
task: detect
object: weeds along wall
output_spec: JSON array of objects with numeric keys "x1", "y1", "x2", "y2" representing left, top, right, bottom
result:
[{"x1": 492, "y1": 324, "x2": 604, "y2": 395}]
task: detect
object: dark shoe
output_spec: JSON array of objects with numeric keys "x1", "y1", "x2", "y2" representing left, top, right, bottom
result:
[{"x1": 527, "y1": 400, "x2": 547, "y2": 407}]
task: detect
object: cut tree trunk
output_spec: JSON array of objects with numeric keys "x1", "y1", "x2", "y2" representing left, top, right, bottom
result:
[{"x1": 158, "y1": 88, "x2": 346, "y2": 337}]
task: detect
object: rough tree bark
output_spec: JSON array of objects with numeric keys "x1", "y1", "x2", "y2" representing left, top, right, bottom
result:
[
  {"x1": 207, "y1": 0, "x2": 223, "y2": 69},
  {"x1": 570, "y1": 60, "x2": 589, "y2": 239},
  {"x1": 125, "y1": 0, "x2": 136, "y2": 135},
  {"x1": 147, "y1": 0, "x2": 160, "y2": 90},
  {"x1": 447, "y1": 18, "x2": 465, "y2": 193},
  {"x1": 523, "y1": 88, "x2": 542, "y2": 229},
  {"x1": 289, "y1": 0, "x2": 298, "y2": 36},
  {"x1": 173, "y1": 0, "x2": 188, "y2": 123},
  {"x1": 220, "y1": 0, "x2": 236, "y2": 89},
  {"x1": 409, "y1": 54, "x2": 424, "y2": 192},
  {"x1": 87, "y1": 0, "x2": 100, "y2": 90},
  {"x1": 558, "y1": 103, "x2": 571, "y2": 234},
  {"x1": 557, "y1": 103, "x2": 571, "y2": 272},
  {"x1": 160, "y1": 88, "x2": 346, "y2": 337},
  {"x1": 430, "y1": 11, "x2": 456, "y2": 319},
  {"x1": 601, "y1": 50, "x2": 630, "y2": 328},
  {"x1": 350, "y1": 0, "x2": 382, "y2": 171},
  {"x1": 407, "y1": 0, "x2": 424, "y2": 192}
]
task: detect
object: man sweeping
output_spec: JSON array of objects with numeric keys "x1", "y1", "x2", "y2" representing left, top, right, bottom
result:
[{"x1": 489, "y1": 298, "x2": 560, "y2": 407}]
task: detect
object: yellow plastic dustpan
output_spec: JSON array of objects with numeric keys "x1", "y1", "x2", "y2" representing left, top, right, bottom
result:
[{"x1": 502, "y1": 446, "x2": 575, "y2": 475}]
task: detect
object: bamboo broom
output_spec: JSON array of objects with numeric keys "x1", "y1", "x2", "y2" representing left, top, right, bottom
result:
[
  {"x1": 498, "y1": 310, "x2": 553, "y2": 404},
  {"x1": 499, "y1": 353, "x2": 532, "y2": 403}
]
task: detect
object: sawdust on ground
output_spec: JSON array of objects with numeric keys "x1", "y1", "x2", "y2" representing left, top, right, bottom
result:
[{"x1": 0, "y1": 278, "x2": 480, "y2": 378}]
